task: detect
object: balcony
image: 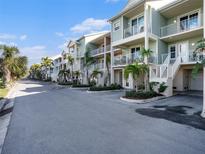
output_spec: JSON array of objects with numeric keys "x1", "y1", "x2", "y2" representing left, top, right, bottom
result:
[
  {"x1": 90, "y1": 45, "x2": 111, "y2": 56},
  {"x1": 124, "y1": 25, "x2": 144, "y2": 39},
  {"x1": 113, "y1": 53, "x2": 143, "y2": 66},
  {"x1": 160, "y1": 14, "x2": 203, "y2": 38},
  {"x1": 94, "y1": 63, "x2": 104, "y2": 70}
]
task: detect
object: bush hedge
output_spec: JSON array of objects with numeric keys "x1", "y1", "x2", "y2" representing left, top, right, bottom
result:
[
  {"x1": 89, "y1": 84, "x2": 122, "y2": 91},
  {"x1": 58, "y1": 81, "x2": 73, "y2": 86},
  {"x1": 124, "y1": 91, "x2": 162, "y2": 100},
  {"x1": 72, "y1": 84, "x2": 91, "y2": 88}
]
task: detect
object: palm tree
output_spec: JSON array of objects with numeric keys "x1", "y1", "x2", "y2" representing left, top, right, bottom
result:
[
  {"x1": 66, "y1": 54, "x2": 74, "y2": 80},
  {"x1": 0, "y1": 45, "x2": 28, "y2": 86},
  {"x1": 105, "y1": 54, "x2": 111, "y2": 85},
  {"x1": 74, "y1": 70, "x2": 81, "y2": 85},
  {"x1": 30, "y1": 64, "x2": 42, "y2": 79},
  {"x1": 140, "y1": 48, "x2": 153, "y2": 91},
  {"x1": 58, "y1": 69, "x2": 71, "y2": 83},
  {"x1": 124, "y1": 62, "x2": 149, "y2": 91},
  {"x1": 84, "y1": 50, "x2": 96, "y2": 84},
  {"x1": 41, "y1": 57, "x2": 53, "y2": 80},
  {"x1": 192, "y1": 38, "x2": 205, "y2": 117}
]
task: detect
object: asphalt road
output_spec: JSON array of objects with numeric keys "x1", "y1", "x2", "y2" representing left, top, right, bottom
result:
[{"x1": 2, "y1": 80, "x2": 205, "y2": 154}]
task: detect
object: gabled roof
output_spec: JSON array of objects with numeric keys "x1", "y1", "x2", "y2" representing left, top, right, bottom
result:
[{"x1": 109, "y1": 0, "x2": 145, "y2": 22}]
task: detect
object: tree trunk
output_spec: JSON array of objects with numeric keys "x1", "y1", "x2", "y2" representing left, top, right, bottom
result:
[
  {"x1": 106, "y1": 63, "x2": 111, "y2": 86},
  {"x1": 201, "y1": 66, "x2": 205, "y2": 118},
  {"x1": 2, "y1": 66, "x2": 11, "y2": 87}
]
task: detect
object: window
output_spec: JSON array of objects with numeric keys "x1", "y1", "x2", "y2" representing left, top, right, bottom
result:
[
  {"x1": 69, "y1": 47, "x2": 74, "y2": 53},
  {"x1": 113, "y1": 21, "x2": 120, "y2": 31},
  {"x1": 131, "y1": 16, "x2": 144, "y2": 34},
  {"x1": 169, "y1": 45, "x2": 177, "y2": 59},
  {"x1": 131, "y1": 47, "x2": 141, "y2": 61},
  {"x1": 180, "y1": 12, "x2": 199, "y2": 31}
]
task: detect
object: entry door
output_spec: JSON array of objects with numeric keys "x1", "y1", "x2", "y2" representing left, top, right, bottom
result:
[
  {"x1": 169, "y1": 44, "x2": 177, "y2": 60},
  {"x1": 179, "y1": 42, "x2": 189, "y2": 63}
]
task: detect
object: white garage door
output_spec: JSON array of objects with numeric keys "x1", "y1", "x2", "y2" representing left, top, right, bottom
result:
[{"x1": 190, "y1": 71, "x2": 203, "y2": 91}]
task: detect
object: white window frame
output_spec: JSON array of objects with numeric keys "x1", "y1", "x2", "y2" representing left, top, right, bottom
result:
[
  {"x1": 177, "y1": 9, "x2": 201, "y2": 32},
  {"x1": 169, "y1": 44, "x2": 177, "y2": 60},
  {"x1": 113, "y1": 20, "x2": 120, "y2": 32}
]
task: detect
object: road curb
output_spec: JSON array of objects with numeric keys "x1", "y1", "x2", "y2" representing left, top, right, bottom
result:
[
  {"x1": 120, "y1": 96, "x2": 166, "y2": 104},
  {"x1": 0, "y1": 84, "x2": 16, "y2": 154}
]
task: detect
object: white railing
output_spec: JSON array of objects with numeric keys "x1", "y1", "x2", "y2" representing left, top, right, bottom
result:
[
  {"x1": 90, "y1": 47, "x2": 104, "y2": 56},
  {"x1": 124, "y1": 25, "x2": 144, "y2": 38},
  {"x1": 94, "y1": 63, "x2": 104, "y2": 70},
  {"x1": 189, "y1": 54, "x2": 205, "y2": 62},
  {"x1": 90, "y1": 45, "x2": 111, "y2": 56},
  {"x1": 161, "y1": 14, "x2": 203, "y2": 37},
  {"x1": 171, "y1": 56, "x2": 181, "y2": 78},
  {"x1": 113, "y1": 53, "x2": 143, "y2": 66}
]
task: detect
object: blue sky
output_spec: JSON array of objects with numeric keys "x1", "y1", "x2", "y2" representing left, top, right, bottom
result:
[{"x1": 0, "y1": 0, "x2": 126, "y2": 65}]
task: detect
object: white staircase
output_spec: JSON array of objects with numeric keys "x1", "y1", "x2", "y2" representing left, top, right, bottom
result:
[{"x1": 150, "y1": 54, "x2": 182, "y2": 96}]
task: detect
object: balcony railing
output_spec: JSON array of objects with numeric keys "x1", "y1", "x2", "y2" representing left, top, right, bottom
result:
[
  {"x1": 94, "y1": 63, "x2": 104, "y2": 69},
  {"x1": 113, "y1": 53, "x2": 143, "y2": 66},
  {"x1": 161, "y1": 14, "x2": 203, "y2": 37},
  {"x1": 90, "y1": 45, "x2": 111, "y2": 56},
  {"x1": 124, "y1": 25, "x2": 144, "y2": 38}
]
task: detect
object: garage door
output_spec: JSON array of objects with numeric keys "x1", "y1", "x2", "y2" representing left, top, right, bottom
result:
[{"x1": 190, "y1": 71, "x2": 203, "y2": 91}]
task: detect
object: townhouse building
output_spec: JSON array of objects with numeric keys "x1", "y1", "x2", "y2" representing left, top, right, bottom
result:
[
  {"x1": 109, "y1": 0, "x2": 205, "y2": 97},
  {"x1": 50, "y1": 54, "x2": 62, "y2": 82},
  {"x1": 51, "y1": 31, "x2": 111, "y2": 85}
]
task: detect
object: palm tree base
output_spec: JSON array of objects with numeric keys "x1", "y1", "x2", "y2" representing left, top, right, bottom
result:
[{"x1": 201, "y1": 111, "x2": 205, "y2": 118}]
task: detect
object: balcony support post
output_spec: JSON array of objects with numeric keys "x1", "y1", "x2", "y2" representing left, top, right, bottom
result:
[
  {"x1": 111, "y1": 46, "x2": 114, "y2": 84},
  {"x1": 202, "y1": 0, "x2": 205, "y2": 118},
  {"x1": 104, "y1": 36, "x2": 107, "y2": 85},
  {"x1": 144, "y1": 3, "x2": 149, "y2": 64}
]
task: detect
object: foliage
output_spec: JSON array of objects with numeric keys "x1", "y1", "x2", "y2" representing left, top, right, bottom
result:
[
  {"x1": 140, "y1": 48, "x2": 153, "y2": 62},
  {"x1": 192, "y1": 39, "x2": 205, "y2": 78},
  {"x1": 124, "y1": 62, "x2": 149, "y2": 80},
  {"x1": 124, "y1": 91, "x2": 162, "y2": 100},
  {"x1": 158, "y1": 82, "x2": 168, "y2": 93},
  {"x1": 149, "y1": 82, "x2": 159, "y2": 92},
  {"x1": 84, "y1": 49, "x2": 96, "y2": 83},
  {"x1": 58, "y1": 69, "x2": 70, "y2": 83},
  {"x1": 29, "y1": 64, "x2": 42, "y2": 80},
  {"x1": 89, "y1": 84, "x2": 122, "y2": 91},
  {"x1": 58, "y1": 81, "x2": 73, "y2": 86},
  {"x1": 72, "y1": 84, "x2": 91, "y2": 88},
  {"x1": 0, "y1": 45, "x2": 28, "y2": 85},
  {"x1": 90, "y1": 69, "x2": 102, "y2": 79}
]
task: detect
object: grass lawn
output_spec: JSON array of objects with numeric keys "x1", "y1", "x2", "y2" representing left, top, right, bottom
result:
[
  {"x1": 0, "y1": 88, "x2": 8, "y2": 100},
  {"x1": 0, "y1": 79, "x2": 9, "y2": 100}
]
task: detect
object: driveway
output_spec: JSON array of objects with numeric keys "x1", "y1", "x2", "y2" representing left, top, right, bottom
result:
[{"x1": 2, "y1": 80, "x2": 205, "y2": 154}]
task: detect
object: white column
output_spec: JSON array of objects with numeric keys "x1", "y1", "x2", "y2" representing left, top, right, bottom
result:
[
  {"x1": 202, "y1": 0, "x2": 205, "y2": 118},
  {"x1": 144, "y1": 4, "x2": 149, "y2": 64},
  {"x1": 103, "y1": 36, "x2": 107, "y2": 85},
  {"x1": 111, "y1": 46, "x2": 114, "y2": 84}
]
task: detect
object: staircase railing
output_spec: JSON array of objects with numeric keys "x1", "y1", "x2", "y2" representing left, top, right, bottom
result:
[{"x1": 171, "y1": 56, "x2": 181, "y2": 78}]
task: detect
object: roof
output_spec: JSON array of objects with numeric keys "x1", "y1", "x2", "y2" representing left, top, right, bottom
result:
[
  {"x1": 109, "y1": 0, "x2": 144, "y2": 22},
  {"x1": 50, "y1": 54, "x2": 61, "y2": 60},
  {"x1": 76, "y1": 31, "x2": 110, "y2": 41}
]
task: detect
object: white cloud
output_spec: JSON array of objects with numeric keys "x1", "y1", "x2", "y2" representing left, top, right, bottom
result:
[
  {"x1": 70, "y1": 18, "x2": 109, "y2": 34},
  {"x1": 0, "y1": 34, "x2": 17, "y2": 40},
  {"x1": 20, "y1": 35, "x2": 27, "y2": 40},
  {"x1": 55, "y1": 32, "x2": 64, "y2": 37},
  {"x1": 106, "y1": 0, "x2": 120, "y2": 3}
]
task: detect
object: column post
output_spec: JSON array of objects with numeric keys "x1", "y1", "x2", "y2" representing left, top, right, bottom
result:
[{"x1": 202, "y1": 0, "x2": 205, "y2": 118}]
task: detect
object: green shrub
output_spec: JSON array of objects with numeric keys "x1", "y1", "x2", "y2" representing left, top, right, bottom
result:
[
  {"x1": 89, "y1": 83, "x2": 122, "y2": 91},
  {"x1": 72, "y1": 84, "x2": 91, "y2": 88},
  {"x1": 149, "y1": 82, "x2": 159, "y2": 92},
  {"x1": 158, "y1": 82, "x2": 168, "y2": 93},
  {"x1": 58, "y1": 81, "x2": 73, "y2": 86},
  {"x1": 125, "y1": 91, "x2": 162, "y2": 99}
]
